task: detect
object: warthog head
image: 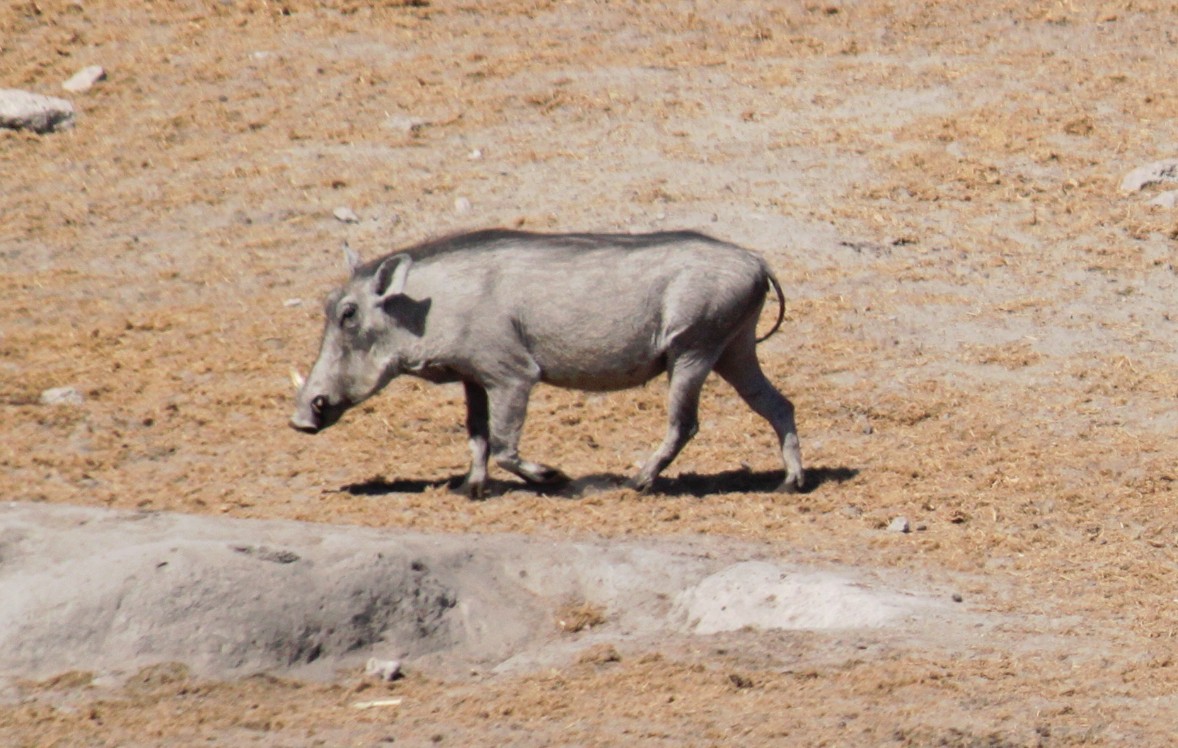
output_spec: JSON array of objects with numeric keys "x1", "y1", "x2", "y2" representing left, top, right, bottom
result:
[{"x1": 289, "y1": 246, "x2": 415, "y2": 434}]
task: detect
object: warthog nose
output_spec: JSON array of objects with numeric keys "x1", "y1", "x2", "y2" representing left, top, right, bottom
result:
[
  {"x1": 290, "y1": 395, "x2": 327, "y2": 434},
  {"x1": 290, "y1": 410, "x2": 321, "y2": 434}
]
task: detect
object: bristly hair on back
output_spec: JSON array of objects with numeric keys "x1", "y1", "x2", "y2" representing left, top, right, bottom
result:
[{"x1": 353, "y1": 228, "x2": 723, "y2": 278}]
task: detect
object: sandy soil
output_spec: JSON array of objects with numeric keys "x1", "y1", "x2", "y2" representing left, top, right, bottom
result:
[{"x1": 2, "y1": 0, "x2": 1177, "y2": 745}]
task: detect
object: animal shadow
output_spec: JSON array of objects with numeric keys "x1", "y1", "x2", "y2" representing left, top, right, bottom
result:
[
  {"x1": 342, "y1": 474, "x2": 558, "y2": 498},
  {"x1": 640, "y1": 464, "x2": 857, "y2": 498},
  {"x1": 340, "y1": 465, "x2": 857, "y2": 499},
  {"x1": 340, "y1": 476, "x2": 450, "y2": 496}
]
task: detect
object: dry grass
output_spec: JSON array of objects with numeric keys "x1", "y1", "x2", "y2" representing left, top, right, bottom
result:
[{"x1": 555, "y1": 600, "x2": 609, "y2": 634}]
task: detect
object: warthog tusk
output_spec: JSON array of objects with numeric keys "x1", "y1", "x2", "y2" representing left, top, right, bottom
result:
[{"x1": 290, "y1": 369, "x2": 306, "y2": 391}]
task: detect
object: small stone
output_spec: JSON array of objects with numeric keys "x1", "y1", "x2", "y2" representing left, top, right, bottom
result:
[
  {"x1": 951, "y1": 593, "x2": 964, "y2": 603},
  {"x1": 62, "y1": 66, "x2": 106, "y2": 94},
  {"x1": 365, "y1": 658, "x2": 402, "y2": 682},
  {"x1": 283, "y1": 298, "x2": 303, "y2": 308},
  {"x1": 41, "y1": 387, "x2": 84, "y2": 406},
  {"x1": 728, "y1": 673, "x2": 754, "y2": 689},
  {"x1": 453, "y1": 196, "x2": 472, "y2": 215},
  {"x1": 333, "y1": 206, "x2": 360, "y2": 224},
  {"x1": 887, "y1": 516, "x2": 911, "y2": 534},
  {"x1": 468, "y1": 148, "x2": 483, "y2": 160},
  {"x1": 385, "y1": 114, "x2": 428, "y2": 133},
  {"x1": 855, "y1": 414, "x2": 873, "y2": 434},
  {"x1": 1121, "y1": 159, "x2": 1178, "y2": 193},
  {"x1": 0, "y1": 89, "x2": 75, "y2": 133}
]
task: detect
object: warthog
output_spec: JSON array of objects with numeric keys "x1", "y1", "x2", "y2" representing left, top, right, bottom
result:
[{"x1": 290, "y1": 229, "x2": 804, "y2": 497}]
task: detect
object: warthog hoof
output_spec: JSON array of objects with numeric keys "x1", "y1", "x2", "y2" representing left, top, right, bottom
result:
[
  {"x1": 626, "y1": 475, "x2": 653, "y2": 493},
  {"x1": 460, "y1": 477, "x2": 488, "y2": 500},
  {"x1": 778, "y1": 471, "x2": 805, "y2": 494}
]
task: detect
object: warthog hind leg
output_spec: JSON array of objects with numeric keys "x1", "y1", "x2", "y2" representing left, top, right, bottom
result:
[
  {"x1": 630, "y1": 350, "x2": 713, "y2": 492},
  {"x1": 714, "y1": 329, "x2": 805, "y2": 492}
]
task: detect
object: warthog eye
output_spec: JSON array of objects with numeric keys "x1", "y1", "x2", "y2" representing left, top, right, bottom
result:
[{"x1": 339, "y1": 303, "x2": 358, "y2": 327}]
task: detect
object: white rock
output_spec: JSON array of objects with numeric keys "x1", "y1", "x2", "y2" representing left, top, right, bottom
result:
[
  {"x1": 333, "y1": 206, "x2": 360, "y2": 224},
  {"x1": 365, "y1": 657, "x2": 402, "y2": 681},
  {"x1": 353, "y1": 697, "x2": 403, "y2": 710},
  {"x1": 1147, "y1": 190, "x2": 1178, "y2": 209},
  {"x1": 887, "y1": 516, "x2": 911, "y2": 534},
  {"x1": 453, "y1": 196, "x2": 472, "y2": 215},
  {"x1": 62, "y1": 66, "x2": 106, "y2": 94},
  {"x1": 1121, "y1": 159, "x2": 1178, "y2": 193},
  {"x1": 0, "y1": 89, "x2": 75, "y2": 133},
  {"x1": 351, "y1": 697, "x2": 402, "y2": 711},
  {"x1": 41, "y1": 387, "x2": 84, "y2": 407}
]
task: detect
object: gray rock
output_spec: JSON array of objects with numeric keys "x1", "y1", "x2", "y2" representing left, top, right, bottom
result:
[
  {"x1": 1121, "y1": 159, "x2": 1178, "y2": 193},
  {"x1": 0, "y1": 503, "x2": 954, "y2": 683},
  {"x1": 40, "y1": 386, "x2": 84, "y2": 406},
  {"x1": 887, "y1": 516, "x2": 911, "y2": 534},
  {"x1": 677, "y1": 560, "x2": 931, "y2": 634},
  {"x1": 62, "y1": 65, "x2": 106, "y2": 94},
  {"x1": 1147, "y1": 190, "x2": 1178, "y2": 209},
  {"x1": 0, "y1": 89, "x2": 76, "y2": 133}
]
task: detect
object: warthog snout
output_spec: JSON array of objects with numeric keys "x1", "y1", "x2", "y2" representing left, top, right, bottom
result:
[
  {"x1": 290, "y1": 392, "x2": 350, "y2": 435},
  {"x1": 289, "y1": 396, "x2": 325, "y2": 434}
]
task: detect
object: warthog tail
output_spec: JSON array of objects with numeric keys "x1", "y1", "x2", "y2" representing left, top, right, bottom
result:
[{"x1": 755, "y1": 272, "x2": 786, "y2": 344}]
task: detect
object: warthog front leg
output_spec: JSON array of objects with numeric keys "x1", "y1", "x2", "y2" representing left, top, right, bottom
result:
[
  {"x1": 488, "y1": 380, "x2": 570, "y2": 489},
  {"x1": 461, "y1": 381, "x2": 491, "y2": 499}
]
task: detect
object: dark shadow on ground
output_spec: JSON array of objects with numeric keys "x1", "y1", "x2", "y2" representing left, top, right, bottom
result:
[
  {"x1": 645, "y1": 465, "x2": 859, "y2": 498},
  {"x1": 340, "y1": 465, "x2": 858, "y2": 499},
  {"x1": 340, "y1": 474, "x2": 505, "y2": 497}
]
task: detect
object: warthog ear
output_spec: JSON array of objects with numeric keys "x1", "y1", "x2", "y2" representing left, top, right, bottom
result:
[
  {"x1": 373, "y1": 253, "x2": 413, "y2": 299},
  {"x1": 383, "y1": 296, "x2": 431, "y2": 337},
  {"x1": 343, "y1": 242, "x2": 362, "y2": 275}
]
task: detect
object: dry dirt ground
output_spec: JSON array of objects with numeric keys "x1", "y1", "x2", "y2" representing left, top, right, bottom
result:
[{"x1": 3, "y1": 0, "x2": 1178, "y2": 745}]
